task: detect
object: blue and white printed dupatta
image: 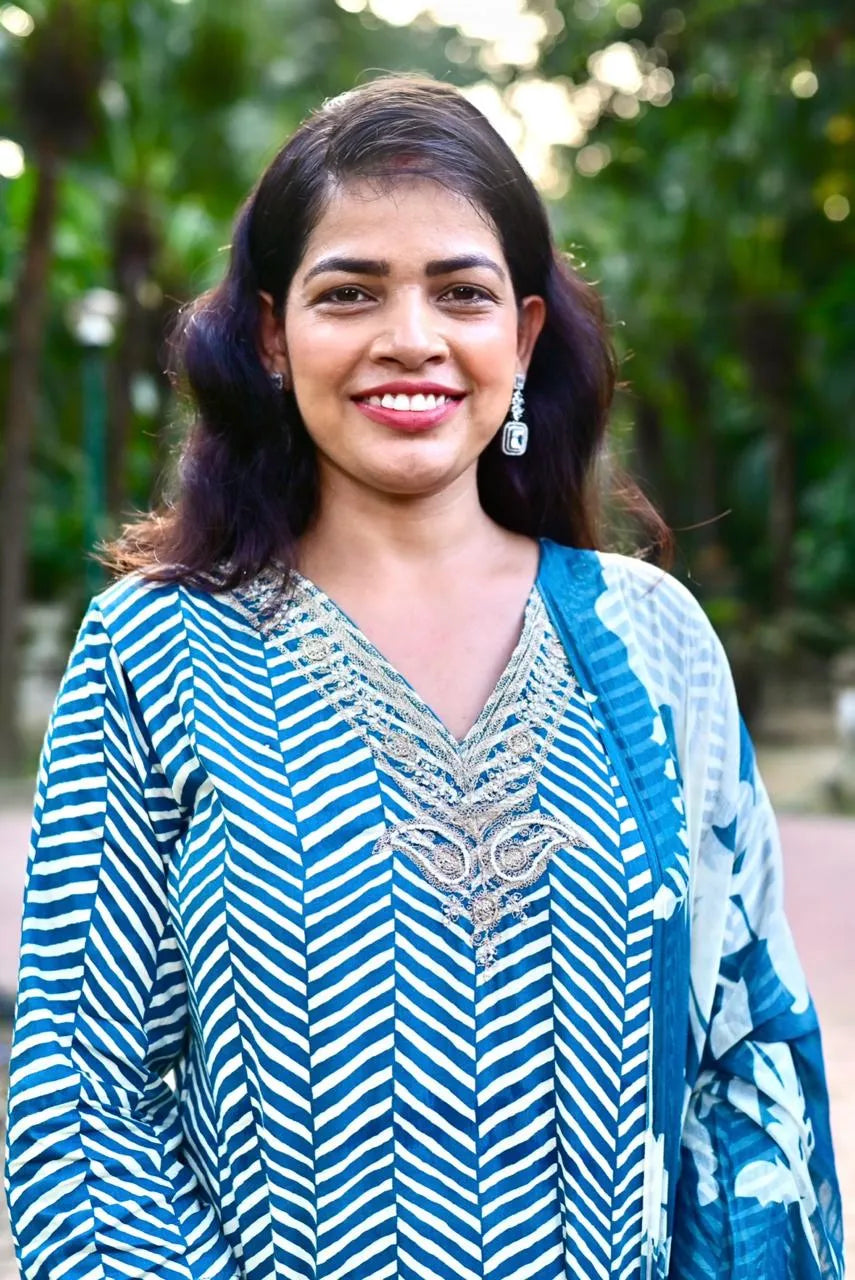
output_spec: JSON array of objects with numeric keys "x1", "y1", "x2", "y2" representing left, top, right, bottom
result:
[
  {"x1": 4, "y1": 540, "x2": 843, "y2": 1279},
  {"x1": 538, "y1": 542, "x2": 843, "y2": 1277}
]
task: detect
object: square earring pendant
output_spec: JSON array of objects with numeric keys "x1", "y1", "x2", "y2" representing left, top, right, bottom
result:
[{"x1": 501, "y1": 420, "x2": 529, "y2": 456}]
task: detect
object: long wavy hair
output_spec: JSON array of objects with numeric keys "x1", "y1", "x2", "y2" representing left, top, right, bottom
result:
[{"x1": 104, "y1": 74, "x2": 668, "y2": 588}]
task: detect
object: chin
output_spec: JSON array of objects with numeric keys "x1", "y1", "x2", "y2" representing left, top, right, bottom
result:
[
  {"x1": 375, "y1": 453, "x2": 480, "y2": 495},
  {"x1": 342, "y1": 440, "x2": 482, "y2": 497},
  {"x1": 363, "y1": 467, "x2": 464, "y2": 498}
]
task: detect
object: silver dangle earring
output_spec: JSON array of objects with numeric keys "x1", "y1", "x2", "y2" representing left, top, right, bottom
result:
[
  {"x1": 501, "y1": 373, "x2": 528, "y2": 457},
  {"x1": 270, "y1": 371, "x2": 285, "y2": 391}
]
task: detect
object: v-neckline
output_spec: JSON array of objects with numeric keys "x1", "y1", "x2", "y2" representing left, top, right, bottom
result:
[{"x1": 288, "y1": 568, "x2": 545, "y2": 751}]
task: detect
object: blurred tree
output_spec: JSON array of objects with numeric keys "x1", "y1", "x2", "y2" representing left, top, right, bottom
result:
[
  {"x1": 542, "y1": 0, "x2": 855, "y2": 648},
  {"x1": 0, "y1": 0, "x2": 102, "y2": 771}
]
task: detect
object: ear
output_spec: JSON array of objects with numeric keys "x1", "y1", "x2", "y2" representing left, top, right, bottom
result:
[
  {"x1": 516, "y1": 294, "x2": 546, "y2": 374},
  {"x1": 257, "y1": 290, "x2": 292, "y2": 386}
]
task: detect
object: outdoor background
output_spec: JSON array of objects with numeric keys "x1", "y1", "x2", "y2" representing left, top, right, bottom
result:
[{"x1": 0, "y1": 0, "x2": 853, "y2": 1272}]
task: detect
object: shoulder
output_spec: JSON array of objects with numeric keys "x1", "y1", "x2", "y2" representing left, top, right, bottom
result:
[
  {"x1": 89, "y1": 571, "x2": 239, "y2": 665},
  {"x1": 591, "y1": 554, "x2": 738, "y2": 764},
  {"x1": 539, "y1": 542, "x2": 732, "y2": 737},
  {"x1": 541, "y1": 541, "x2": 714, "y2": 649},
  {"x1": 89, "y1": 569, "x2": 269, "y2": 671},
  {"x1": 595, "y1": 552, "x2": 712, "y2": 643},
  {"x1": 90, "y1": 572, "x2": 184, "y2": 644},
  {"x1": 56, "y1": 576, "x2": 190, "y2": 698}
]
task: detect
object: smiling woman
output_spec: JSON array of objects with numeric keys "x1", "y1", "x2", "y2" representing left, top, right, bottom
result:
[
  {"x1": 4, "y1": 74, "x2": 844, "y2": 1280},
  {"x1": 95, "y1": 74, "x2": 638, "y2": 588}
]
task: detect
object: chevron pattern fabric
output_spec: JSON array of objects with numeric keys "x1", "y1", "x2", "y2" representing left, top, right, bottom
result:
[{"x1": 4, "y1": 543, "x2": 843, "y2": 1280}]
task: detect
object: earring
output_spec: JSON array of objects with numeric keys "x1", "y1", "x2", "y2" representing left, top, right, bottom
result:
[
  {"x1": 270, "y1": 371, "x2": 285, "y2": 391},
  {"x1": 501, "y1": 373, "x2": 528, "y2": 457}
]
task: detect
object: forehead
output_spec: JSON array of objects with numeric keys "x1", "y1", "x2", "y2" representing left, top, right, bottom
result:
[{"x1": 298, "y1": 178, "x2": 504, "y2": 267}]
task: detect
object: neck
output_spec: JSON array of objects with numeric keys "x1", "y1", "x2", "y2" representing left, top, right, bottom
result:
[{"x1": 296, "y1": 465, "x2": 509, "y2": 589}]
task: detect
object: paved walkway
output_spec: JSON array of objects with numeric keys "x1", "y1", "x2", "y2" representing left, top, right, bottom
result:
[{"x1": 0, "y1": 803, "x2": 851, "y2": 1274}]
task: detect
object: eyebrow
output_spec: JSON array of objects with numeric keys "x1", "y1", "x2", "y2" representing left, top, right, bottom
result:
[{"x1": 302, "y1": 253, "x2": 506, "y2": 284}]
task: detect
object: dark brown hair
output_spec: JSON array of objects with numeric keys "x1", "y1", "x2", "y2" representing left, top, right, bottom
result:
[{"x1": 105, "y1": 73, "x2": 668, "y2": 587}]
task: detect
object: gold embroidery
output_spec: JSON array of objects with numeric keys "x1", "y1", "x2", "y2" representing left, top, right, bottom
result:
[
  {"x1": 230, "y1": 571, "x2": 587, "y2": 968},
  {"x1": 382, "y1": 809, "x2": 587, "y2": 968}
]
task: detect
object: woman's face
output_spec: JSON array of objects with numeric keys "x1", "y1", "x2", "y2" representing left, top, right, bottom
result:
[{"x1": 260, "y1": 179, "x2": 545, "y2": 502}]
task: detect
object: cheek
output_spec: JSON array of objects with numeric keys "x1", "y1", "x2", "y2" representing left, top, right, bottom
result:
[
  {"x1": 287, "y1": 329, "x2": 339, "y2": 384},
  {"x1": 468, "y1": 334, "x2": 517, "y2": 397},
  {"x1": 466, "y1": 318, "x2": 521, "y2": 375},
  {"x1": 284, "y1": 310, "x2": 351, "y2": 380}
]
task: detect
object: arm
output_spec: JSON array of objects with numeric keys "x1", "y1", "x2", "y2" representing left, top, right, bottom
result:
[
  {"x1": 5, "y1": 604, "x2": 239, "y2": 1280},
  {"x1": 672, "y1": 629, "x2": 844, "y2": 1278}
]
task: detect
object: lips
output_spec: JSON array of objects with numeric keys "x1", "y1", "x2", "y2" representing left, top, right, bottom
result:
[{"x1": 352, "y1": 383, "x2": 466, "y2": 432}]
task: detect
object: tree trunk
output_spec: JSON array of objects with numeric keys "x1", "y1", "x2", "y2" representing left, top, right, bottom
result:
[
  {"x1": 107, "y1": 199, "x2": 159, "y2": 521},
  {"x1": 633, "y1": 397, "x2": 665, "y2": 505},
  {"x1": 671, "y1": 345, "x2": 719, "y2": 543},
  {"x1": 0, "y1": 154, "x2": 60, "y2": 773},
  {"x1": 107, "y1": 303, "x2": 140, "y2": 520},
  {"x1": 767, "y1": 404, "x2": 796, "y2": 611},
  {"x1": 738, "y1": 299, "x2": 800, "y2": 612}
]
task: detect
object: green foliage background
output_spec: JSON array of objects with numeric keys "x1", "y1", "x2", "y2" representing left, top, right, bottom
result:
[{"x1": 1, "y1": 0, "x2": 853, "y2": 729}]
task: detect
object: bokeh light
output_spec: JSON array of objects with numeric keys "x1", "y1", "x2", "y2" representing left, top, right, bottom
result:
[
  {"x1": 369, "y1": 0, "x2": 424, "y2": 25},
  {"x1": 612, "y1": 92, "x2": 641, "y2": 119},
  {"x1": 825, "y1": 115, "x2": 855, "y2": 144},
  {"x1": 589, "y1": 42, "x2": 644, "y2": 95},
  {"x1": 0, "y1": 137, "x2": 25, "y2": 179},
  {"x1": 791, "y1": 68, "x2": 819, "y2": 99},
  {"x1": 615, "y1": 3, "x2": 642, "y2": 29},
  {"x1": 576, "y1": 142, "x2": 611, "y2": 176},
  {"x1": 336, "y1": 0, "x2": 562, "y2": 69},
  {"x1": 0, "y1": 4, "x2": 34, "y2": 37},
  {"x1": 330, "y1": 0, "x2": 679, "y2": 191},
  {"x1": 823, "y1": 194, "x2": 850, "y2": 222}
]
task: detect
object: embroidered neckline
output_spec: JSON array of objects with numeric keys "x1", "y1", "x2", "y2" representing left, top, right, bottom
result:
[
  {"x1": 290, "y1": 570, "x2": 543, "y2": 752},
  {"x1": 228, "y1": 570, "x2": 588, "y2": 969}
]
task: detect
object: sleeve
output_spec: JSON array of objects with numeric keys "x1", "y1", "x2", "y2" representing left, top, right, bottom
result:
[
  {"x1": 671, "y1": 620, "x2": 845, "y2": 1278},
  {"x1": 4, "y1": 603, "x2": 240, "y2": 1280}
]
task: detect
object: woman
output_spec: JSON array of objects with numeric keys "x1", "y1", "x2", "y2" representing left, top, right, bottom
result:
[{"x1": 5, "y1": 75, "x2": 843, "y2": 1280}]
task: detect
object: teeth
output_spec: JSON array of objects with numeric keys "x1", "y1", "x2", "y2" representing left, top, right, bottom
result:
[{"x1": 369, "y1": 393, "x2": 450, "y2": 411}]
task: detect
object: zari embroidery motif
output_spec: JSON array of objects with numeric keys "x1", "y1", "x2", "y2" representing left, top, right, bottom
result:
[{"x1": 230, "y1": 570, "x2": 587, "y2": 968}]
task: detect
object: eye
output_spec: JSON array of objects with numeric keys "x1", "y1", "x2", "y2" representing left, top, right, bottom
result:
[
  {"x1": 320, "y1": 285, "x2": 373, "y2": 304},
  {"x1": 441, "y1": 284, "x2": 495, "y2": 305}
]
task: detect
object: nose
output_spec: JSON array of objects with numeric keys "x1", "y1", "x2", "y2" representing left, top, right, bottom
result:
[{"x1": 368, "y1": 288, "x2": 449, "y2": 368}]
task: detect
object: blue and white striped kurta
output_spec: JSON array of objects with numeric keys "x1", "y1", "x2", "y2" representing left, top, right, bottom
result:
[{"x1": 4, "y1": 541, "x2": 844, "y2": 1279}]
